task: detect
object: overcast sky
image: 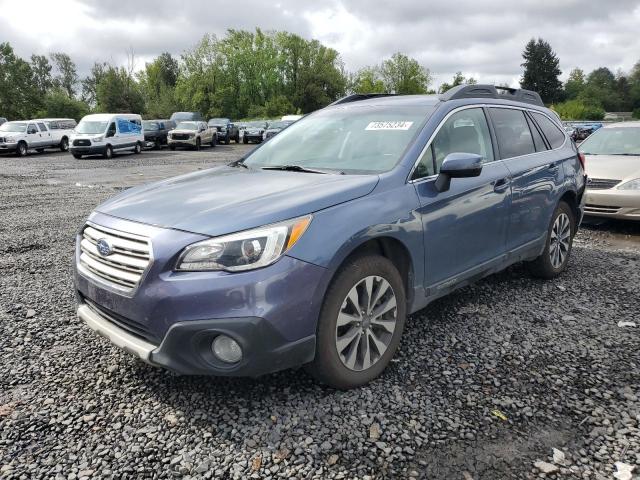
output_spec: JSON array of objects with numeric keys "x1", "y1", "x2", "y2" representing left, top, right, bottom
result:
[{"x1": 2, "y1": 0, "x2": 640, "y2": 88}]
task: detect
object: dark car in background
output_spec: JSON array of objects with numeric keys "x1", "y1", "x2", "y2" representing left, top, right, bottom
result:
[
  {"x1": 208, "y1": 118, "x2": 239, "y2": 144},
  {"x1": 242, "y1": 120, "x2": 269, "y2": 144},
  {"x1": 263, "y1": 120, "x2": 293, "y2": 140},
  {"x1": 170, "y1": 112, "x2": 204, "y2": 123},
  {"x1": 143, "y1": 120, "x2": 171, "y2": 149}
]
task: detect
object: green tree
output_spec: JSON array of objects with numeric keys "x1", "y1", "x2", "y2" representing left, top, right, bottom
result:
[
  {"x1": 30, "y1": 54, "x2": 52, "y2": 96},
  {"x1": 138, "y1": 53, "x2": 180, "y2": 118},
  {"x1": 50, "y1": 52, "x2": 78, "y2": 97},
  {"x1": 37, "y1": 88, "x2": 90, "y2": 119},
  {"x1": 350, "y1": 67, "x2": 386, "y2": 93},
  {"x1": 81, "y1": 62, "x2": 109, "y2": 106},
  {"x1": 564, "y1": 68, "x2": 585, "y2": 100},
  {"x1": 551, "y1": 99, "x2": 605, "y2": 120},
  {"x1": 0, "y1": 42, "x2": 38, "y2": 119},
  {"x1": 381, "y1": 52, "x2": 431, "y2": 94},
  {"x1": 438, "y1": 71, "x2": 477, "y2": 93},
  {"x1": 579, "y1": 67, "x2": 622, "y2": 112},
  {"x1": 96, "y1": 65, "x2": 145, "y2": 113},
  {"x1": 520, "y1": 38, "x2": 563, "y2": 104}
]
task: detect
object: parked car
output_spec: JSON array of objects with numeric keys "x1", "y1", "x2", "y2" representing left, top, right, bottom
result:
[
  {"x1": 0, "y1": 120, "x2": 61, "y2": 156},
  {"x1": 281, "y1": 114, "x2": 303, "y2": 122},
  {"x1": 0, "y1": 117, "x2": 7, "y2": 126},
  {"x1": 74, "y1": 85, "x2": 586, "y2": 389},
  {"x1": 168, "y1": 121, "x2": 216, "y2": 150},
  {"x1": 242, "y1": 120, "x2": 269, "y2": 144},
  {"x1": 208, "y1": 118, "x2": 239, "y2": 144},
  {"x1": 33, "y1": 117, "x2": 77, "y2": 152},
  {"x1": 263, "y1": 120, "x2": 292, "y2": 140},
  {"x1": 580, "y1": 121, "x2": 640, "y2": 220},
  {"x1": 170, "y1": 112, "x2": 204, "y2": 123},
  {"x1": 70, "y1": 114, "x2": 144, "y2": 159},
  {"x1": 143, "y1": 120, "x2": 170, "y2": 149}
]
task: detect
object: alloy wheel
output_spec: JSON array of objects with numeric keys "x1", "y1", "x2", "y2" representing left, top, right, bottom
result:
[
  {"x1": 549, "y1": 212, "x2": 571, "y2": 269},
  {"x1": 335, "y1": 275, "x2": 398, "y2": 371}
]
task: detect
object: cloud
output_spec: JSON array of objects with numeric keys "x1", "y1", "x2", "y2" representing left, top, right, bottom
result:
[{"x1": 1, "y1": 0, "x2": 639, "y2": 88}]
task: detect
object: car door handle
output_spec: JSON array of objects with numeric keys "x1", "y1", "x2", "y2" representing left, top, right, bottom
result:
[{"x1": 493, "y1": 178, "x2": 510, "y2": 192}]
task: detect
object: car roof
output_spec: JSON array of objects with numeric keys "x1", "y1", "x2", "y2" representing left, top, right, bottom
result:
[{"x1": 602, "y1": 121, "x2": 640, "y2": 128}]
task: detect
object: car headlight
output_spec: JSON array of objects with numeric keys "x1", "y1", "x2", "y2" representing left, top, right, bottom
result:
[
  {"x1": 617, "y1": 178, "x2": 640, "y2": 190},
  {"x1": 175, "y1": 215, "x2": 312, "y2": 272},
  {"x1": 92, "y1": 136, "x2": 103, "y2": 142}
]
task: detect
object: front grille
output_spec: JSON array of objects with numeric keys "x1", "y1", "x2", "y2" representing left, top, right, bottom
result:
[
  {"x1": 78, "y1": 223, "x2": 151, "y2": 292},
  {"x1": 83, "y1": 296, "x2": 160, "y2": 344},
  {"x1": 73, "y1": 139, "x2": 91, "y2": 147},
  {"x1": 587, "y1": 178, "x2": 621, "y2": 190},
  {"x1": 585, "y1": 204, "x2": 620, "y2": 214},
  {"x1": 171, "y1": 134, "x2": 190, "y2": 140}
]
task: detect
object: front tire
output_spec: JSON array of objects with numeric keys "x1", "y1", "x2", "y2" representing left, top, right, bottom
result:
[
  {"x1": 72, "y1": 153, "x2": 83, "y2": 159},
  {"x1": 103, "y1": 145, "x2": 113, "y2": 159},
  {"x1": 16, "y1": 142, "x2": 28, "y2": 157},
  {"x1": 169, "y1": 145, "x2": 176, "y2": 151},
  {"x1": 243, "y1": 136, "x2": 248, "y2": 144},
  {"x1": 210, "y1": 136, "x2": 216, "y2": 148},
  {"x1": 527, "y1": 201, "x2": 575, "y2": 279},
  {"x1": 60, "y1": 137, "x2": 69, "y2": 152},
  {"x1": 306, "y1": 255, "x2": 406, "y2": 389},
  {"x1": 195, "y1": 138, "x2": 201, "y2": 151},
  {"x1": 225, "y1": 133, "x2": 230, "y2": 145},
  {"x1": 134, "y1": 142, "x2": 142, "y2": 154}
]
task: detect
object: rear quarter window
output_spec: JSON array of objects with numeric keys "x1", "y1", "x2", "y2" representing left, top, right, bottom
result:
[{"x1": 531, "y1": 112, "x2": 566, "y2": 149}]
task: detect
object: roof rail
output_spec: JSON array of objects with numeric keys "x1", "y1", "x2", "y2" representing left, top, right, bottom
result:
[
  {"x1": 439, "y1": 84, "x2": 545, "y2": 107},
  {"x1": 329, "y1": 93, "x2": 397, "y2": 106}
]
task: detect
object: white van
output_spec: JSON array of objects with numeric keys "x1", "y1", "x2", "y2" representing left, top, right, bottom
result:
[{"x1": 70, "y1": 113, "x2": 144, "y2": 159}]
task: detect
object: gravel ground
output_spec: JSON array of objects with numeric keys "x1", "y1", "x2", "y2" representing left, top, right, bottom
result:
[{"x1": 1, "y1": 147, "x2": 638, "y2": 480}]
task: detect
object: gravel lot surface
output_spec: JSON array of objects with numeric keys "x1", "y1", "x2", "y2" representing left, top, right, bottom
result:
[{"x1": 1, "y1": 147, "x2": 638, "y2": 479}]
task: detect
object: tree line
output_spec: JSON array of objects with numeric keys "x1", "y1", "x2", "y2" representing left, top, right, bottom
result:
[{"x1": 1, "y1": 29, "x2": 639, "y2": 122}]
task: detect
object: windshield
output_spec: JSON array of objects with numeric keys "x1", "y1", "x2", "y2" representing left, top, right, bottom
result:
[
  {"x1": 580, "y1": 127, "x2": 640, "y2": 155},
  {"x1": 243, "y1": 105, "x2": 433, "y2": 174},
  {"x1": 0, "y1": 122, "x2": 27, "y2": 132},
  {"x1": 176, "y1": 122, "x2": 199, "y2": 130},
  {"x1": 76, "y1": 121, "x2": 108, "y2": 134},
  {"x1": 208, "y1": 118, "x2": 228, "y2": 125},
  {"x1": 143, "y1": 121, "x2": 160, "y2": 131},
  {"x1": 268, "y1": 121, "x2": 289, "y2": 129},
  {"x1": 246, "y1": 121, "x2": 267, "y2": 129}
]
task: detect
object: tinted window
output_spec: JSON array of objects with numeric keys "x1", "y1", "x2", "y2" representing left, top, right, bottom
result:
[
  {"x1": 531, "y1": 112, "x2": 566, "y2": 149},
  {"x1": 48, "y1": 121, "x2": 59, "y2": 130},
  {"x1": 525, "y1": 114, "x2": 548, "y2": 152},
  {"x1": 490, "y1": 108, "x2": 535, "y2": 158},
  {"x1": 28, "y1": 123, "x2": 38, "y2": 134}
]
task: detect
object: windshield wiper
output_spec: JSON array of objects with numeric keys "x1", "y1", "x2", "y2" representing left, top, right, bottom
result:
[{"x1": 262, "y1": 165, "x2": 329, "y2": 174}]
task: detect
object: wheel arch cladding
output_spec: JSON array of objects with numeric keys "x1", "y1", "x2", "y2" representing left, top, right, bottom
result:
[{"x1": 559, "y1": 189, "x2": 578, "y2": 222}]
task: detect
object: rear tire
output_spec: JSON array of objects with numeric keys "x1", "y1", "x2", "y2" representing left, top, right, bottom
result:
[
  {"x1": 243, "y1": 136, "x2": 248, "y2": 144},
  {"x1": 60, "y1": 137, "x2": 69, "y2": 152},
  {"x1": 16, "y1": 142, "x2": 28, "y2": 157},
  {"x1": 103, "y1": 145, "x2": 113, "y2": 159},
  {"x1": 134, "y1": 142, "x2": 142, "y2": 154},
  {"x1": 225, "y1": 134, "x2": 230, "y2": 145},
  {"x1": 306, "y1": 255, "x2": 406, "y2": 389},
  {"x1": 72, "y1": 153, "x2": 83, "y2": 159},
  {"x1": 169, "y1": 145, "x2": 175, "y2": 151},
  {"x1": 234, "y1": 133, "x2": 240, "y2": 143},
  {"x1": 527, "y1": 201, "x2": 575, "y2": 279},
  {"x1": 195, "y1": 138, "x2": 201, "y2": 151}
]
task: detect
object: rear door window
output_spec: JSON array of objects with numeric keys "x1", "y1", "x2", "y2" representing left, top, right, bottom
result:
[
  {"x1": 489, "y1": 108, "x2": 536, "y2": 159},
  {"x1": 531, "y1": 112, "x2": 566, "y2": 149},
  {"x1": 525, "y1": 113, "x2": 548, "y2": 152},
  {"x1": 37, "y1": 122, "x2": 48, "y2": 132}
]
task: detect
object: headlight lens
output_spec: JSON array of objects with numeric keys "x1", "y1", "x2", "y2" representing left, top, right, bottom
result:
[
  {"x1": 175, "y1": 215, "x2": 312, "y2": 272},
  {"x1": 617, "y1": 178, "x2": 640, "y2": 190},
  {"x1": 92, "y1": 136, "x2": 103, "y2": 142}
]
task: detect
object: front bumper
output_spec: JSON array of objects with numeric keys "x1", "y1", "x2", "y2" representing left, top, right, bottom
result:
[
  {"x1": 244, "y1": 134, "x2": 263, "y2": 142},
  {"x1": 70, "y1": 145, "x2": 105, "y2": 155},
  {"x1": 74, "y1": 213, "x2": 327, "y2": 376},
  {"x1": 0, "y1": 142, "x2": 18, "y2": 152},
  {"x1": 77, "y1": 301, "x2": 316, "y2": 376},
  {"x1": 215, "y1": 131, "x2": 228, "y2": 139},
  {"x1": 584, "y1": 188, "x2": 640, "y2": 220},
  {"x1": 168, "y1": 137, "x2": 197, "y2": 147}
]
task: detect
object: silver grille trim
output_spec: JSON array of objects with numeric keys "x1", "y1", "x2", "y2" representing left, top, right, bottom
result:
[{"x1": 78, "y1": 222, "x2": 152, "y2": 293}]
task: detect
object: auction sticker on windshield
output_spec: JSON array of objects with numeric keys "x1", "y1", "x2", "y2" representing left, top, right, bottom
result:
[{"x1": 365, "y1": 121, "x2": 414, "y2": 131}]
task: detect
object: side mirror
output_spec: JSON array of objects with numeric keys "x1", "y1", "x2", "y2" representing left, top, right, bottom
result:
[{"x1": 434, "y1": 152, "x2": 483, "y2": 192}]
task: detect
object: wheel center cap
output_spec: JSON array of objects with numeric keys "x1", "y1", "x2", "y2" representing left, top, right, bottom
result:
[{"x1": 362, "y1": 317, "x2": 371, "y2": 329}]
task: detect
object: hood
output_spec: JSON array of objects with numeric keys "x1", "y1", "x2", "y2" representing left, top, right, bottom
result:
[
  {"x1": 585, "y1": 155, "x2": 640, "y2": 182},
  {"x1": 1, "y1": 131, "x2": 24, "y2": 138},
  {"x1": 96, "y1": 166, "x2": 379, "y2": 236},
  {"x1": 169, "y1": 129, "x2": 196, "y2": 135}
]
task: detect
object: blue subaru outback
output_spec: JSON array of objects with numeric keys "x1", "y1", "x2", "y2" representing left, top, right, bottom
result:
[{"x1": 74, "y1": 85, "x2": 587, "y2": 389}]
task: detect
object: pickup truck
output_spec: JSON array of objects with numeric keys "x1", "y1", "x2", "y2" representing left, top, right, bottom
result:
[
  {"x1": 0, "y1": 120, "x2": 60, "y2": 156},
  {"x1": 35, "y1": 118, "x2": 77, "y2": 152}
]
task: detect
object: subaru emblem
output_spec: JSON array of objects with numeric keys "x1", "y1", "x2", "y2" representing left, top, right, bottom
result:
[{"x1": 96, "y1": 238, "x2": 112, "y2": 257}]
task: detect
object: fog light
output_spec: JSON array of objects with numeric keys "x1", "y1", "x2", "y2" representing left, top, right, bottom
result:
[{"x1": 212, "y1": 335, "x2": 242, "y2": 363}]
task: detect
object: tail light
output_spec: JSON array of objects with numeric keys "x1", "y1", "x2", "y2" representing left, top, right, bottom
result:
[{"x1": 578, "y1": 152, "x2": 586, "y2": 170}]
